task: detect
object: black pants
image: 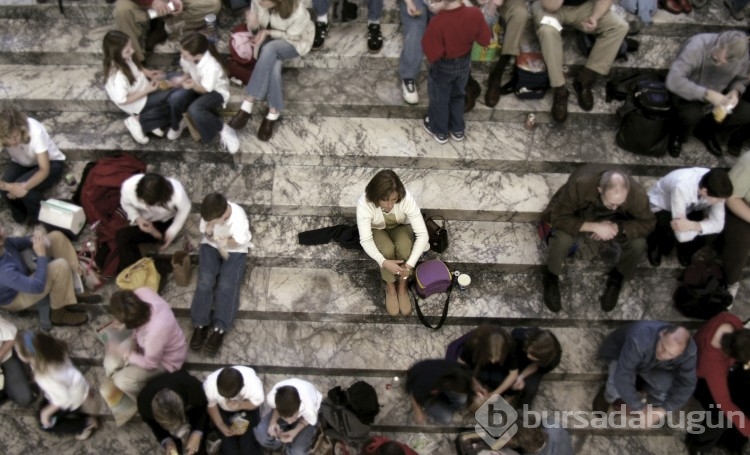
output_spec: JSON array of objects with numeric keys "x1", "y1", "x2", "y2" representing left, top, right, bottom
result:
[
  {"x1": 720, "y1": 209, "x2": 750, "y2": 285},
  {"x1": 38, "y1": 398, "x2": 89, "y2": 435},
  {"x1": 647, "y1": 210, "x2": 717, "y2": 263},
  {"x1": 671, "y1": 96, "x2": 750, "y2": 144},
  {"x1": 216, "y1": 408, "x2": 262, "y2": 455},
  {"x1": 115, "y1": 220, "x2": 171, "y2": 273},
  {"x1": 686, "y1": 379, "x2": 748, "y2": 453},
  {"x1": 504, "y1": 372, "x2": 545, "y2": 408}
]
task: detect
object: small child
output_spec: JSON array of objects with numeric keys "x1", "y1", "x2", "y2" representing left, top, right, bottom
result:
[
  {"x1": 189, "y1": 193, "x2": 253, "y2": 354},
  {"x1": 421, "y1": 0, "x2": 491, "y2": 143},
  {"x1": 254, "y1": 378, "x2": 322, "y2": 454},
  {"x1": 172, "y1": 33, "x2": 240, "y2": 154}
]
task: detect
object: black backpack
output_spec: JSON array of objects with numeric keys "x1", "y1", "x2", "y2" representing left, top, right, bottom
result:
[
  {"x1": 673, "y1": 260, "x2": 733, "y2": 320},
  {"x1": 327, "y1": 381, "x2": 380, "y2": 425},
  {"x1": 615, "y1": 79, "x2": 672, "y2": 157}
]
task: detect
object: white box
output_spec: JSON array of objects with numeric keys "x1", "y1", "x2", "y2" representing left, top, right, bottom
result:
[{"x1": 38, "y1": 199, "x2": 86, "y2": 237}]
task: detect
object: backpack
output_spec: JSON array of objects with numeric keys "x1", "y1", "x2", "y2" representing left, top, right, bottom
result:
[
  {"x1": 605, "y1": 69, "x2": 668, "y2": 103},
  {"x1": 576, "y1": 31, "x2": 640, "y2": 62},
  {"x1": 327, "y1": 381, "x2": 380, "y2": 425},
  {"x1": 615, "y1": 79, "x2": 672, "y2": 157},
  {"x1": 514, "y1": 52, "x2": 549, "y2": 100},
  {"x1": 80, "y1": 154, "x2": 146, "y2": 277},
  {"x1": 319, "y1": 399, "x2": 371, "y2": 448},
  {"x1": 228, "y1": 23, "x2": 257, "y2": 85},
  {"x1": 673, "y1": 259, "x2": 733, "y2": 320}
]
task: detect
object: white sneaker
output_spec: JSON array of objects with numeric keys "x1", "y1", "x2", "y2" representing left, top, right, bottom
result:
[
  {"x1": 151, "y1": 128, "x2": 165, "y2": 138},
  {"x1": 402, "y1": 78, "x2": 418, "y2": 104},
  {"x1": 124, "y1": 116, "x2": 149, "y2": 145},
  {"x1": 167, "y1": 120, "x2": 186, "y2": 140},
  {"x1": 219, "y1": 125, "x2": 240, "y2": 154}
]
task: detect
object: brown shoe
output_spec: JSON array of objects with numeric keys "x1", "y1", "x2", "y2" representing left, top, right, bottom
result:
[
  {"x1": 76, "y1": 292, "x2": 103, "y2": 304},
  {"x1": 257, "y1": 116, "x2": 278, "y2": 142},
  {"x1": 573, "y1": 79, "x2": 594, "y2": 111},
  {"x1": 385, "y1": 291, "x2": 399, "y2": 316},
  {"x1": 228, "y1": 109, "x2": 251, "y2": 130},
  {"x1": 551, "y1": 87, "x2": 569, "y2": 124},
  {"x1": 204, "y1": 328, "x2": 225, "y2": 354},
  {"x1": 50, "y1": 308, "x2": 88, "y2": 326},
  {"x1": 183, "y1": 113, "x2": 202, "y2": 142},
  {"x1": 397, "y1": 292, "x2": 411, "y2": 315}
]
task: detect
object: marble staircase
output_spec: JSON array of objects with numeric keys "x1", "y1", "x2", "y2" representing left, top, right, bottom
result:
[{"x1": 0, "y1": 0, "x2": 749, "y2": 454}]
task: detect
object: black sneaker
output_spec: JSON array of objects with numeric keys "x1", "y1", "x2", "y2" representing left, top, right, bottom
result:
[
  {"x1": 204, "y1": 328, "x2": 225, "y2": 354},
  {"x1": 190, "y1": 326, "x2": 209, "y2": 351},
  {"x1": 423, "y1": 116, "x2": 448, "y2": 144},
  {"x1": 600, "y1": 269, "x2": 624, "y2": 312},
  {"x1": 542, "y1": 269, "x2": 562, "y2": 313},
  {"x1": 313, "y1": 21, "x2": 329, "y2": 49},
  {"x1": 367, "y1": 23, "x2": 383, "y2": 53}
]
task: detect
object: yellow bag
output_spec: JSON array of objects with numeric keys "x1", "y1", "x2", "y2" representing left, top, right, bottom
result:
[{"x1": 116, "y1": 257, "x2": 160, "y2": 292}]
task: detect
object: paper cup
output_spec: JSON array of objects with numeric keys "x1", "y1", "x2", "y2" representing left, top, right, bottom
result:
[{"x1": 457, "y1": 274, "x2": 471, "y2": 290}]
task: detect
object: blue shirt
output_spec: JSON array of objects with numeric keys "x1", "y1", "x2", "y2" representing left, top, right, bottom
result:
[{"x1": 0, "y1": 237, "x2": 49, "y2": 305}]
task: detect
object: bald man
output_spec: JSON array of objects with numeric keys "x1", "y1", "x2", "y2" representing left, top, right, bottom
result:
[
  {"x1": 594, "y1": 321, "x2": 697, "y2": 427},
  {"x1": 540, "y1": 165, "x2": 655, "y2": 313}
]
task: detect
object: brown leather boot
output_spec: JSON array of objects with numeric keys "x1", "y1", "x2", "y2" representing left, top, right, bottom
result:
[
  {"x1": 51, "y1": 308, "x2": 88, "y2": 326},
  {"x1": 228, "y1": 110, "x2": 251, "y2": 130}
]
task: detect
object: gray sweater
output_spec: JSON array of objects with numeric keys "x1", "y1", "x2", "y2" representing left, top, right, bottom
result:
[{"x1": 666, "y1": 33, "x2": 749, "y2": 101}]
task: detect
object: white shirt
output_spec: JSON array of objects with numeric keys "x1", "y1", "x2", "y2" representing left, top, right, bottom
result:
[
  {"x1": 648, "y1": 167, "x2": 726, "y2": 242},
  {"x1": 180, "y1": 53, "x2": 230, "y2": 108},
  {"x1": 120, "y1": 174, "x2": 192, "y2": 244},
  {"x1": 34, "y1": 359, "x2": 89, "y2": 410},
  {"x1": 252, "y1": 0, "x2": 315, "y2": 56},
  {"x1": 199, "y1": 202, "x2": 253, "y2": 254},
  {"x1": 266, "y1": 378, "x2": 322, "y2": 426},
  {"x1": 355, "y1": 190, "x2": 430, "y2": 268},
  {"x1": 203, "y1": 366, "x2": 264, "y2": 411},
  {"x1": 104, "y1": 60, "x2": 150, "y2": 115},
  {"x1": 4, "y1": 118, "x2": 65, "y2": 166},
  {"x1": 0, "y1": 316, "x2": 16, "y2": 363}
]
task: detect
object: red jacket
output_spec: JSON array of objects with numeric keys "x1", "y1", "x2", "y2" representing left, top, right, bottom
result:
[
  {"x1": 361, "y1": 436, "x2": 418, "y2": 455},
  {"x1": 421, "y1": 5, "x2": 491, "y2": 64}
]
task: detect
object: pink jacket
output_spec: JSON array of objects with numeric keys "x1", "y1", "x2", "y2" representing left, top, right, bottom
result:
[{"x1": 128, "y1": 287, "x2": 187, "y2": 372}]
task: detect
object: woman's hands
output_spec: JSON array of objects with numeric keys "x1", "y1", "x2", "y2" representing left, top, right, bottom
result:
[{"x1": 383, "y1": 260, "x2": 413, "y2": 279}]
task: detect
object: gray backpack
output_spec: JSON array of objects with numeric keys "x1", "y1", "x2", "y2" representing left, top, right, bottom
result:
[{"x1": 318, "y1": 399, "x2": 370, "y2": 447}]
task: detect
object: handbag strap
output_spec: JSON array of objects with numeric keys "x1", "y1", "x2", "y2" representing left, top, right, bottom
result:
[
  {"x1": 409, "y1": 279, "x2": 453, "y2": 330},
  {"x1": 430, "y1": 215, "x2": 447, "y2": 230}
]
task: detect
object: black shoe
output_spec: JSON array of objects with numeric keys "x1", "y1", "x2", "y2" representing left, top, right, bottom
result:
[
  {"x1": 228, "y1": 110, "x2": 251, "y2": 130},
  {"x1": 647, "y1": 245, "x2": 662, "y2": 267},
  {"x1": 542, "y1": 269, "x2": 562, "y2": 313},
  {"x1": 551, "y1": 87, "x2": 569, "y2": 124},
  {"x1": 727, "y1": 136, "x2": 744, "y2": 157},
  {"x1": 257, "y1": 116, "x2": 279, "y2": 142},
  {"x1": 313, "y1": 21, "x2": 329, "y2": 49},
  {"x1": 76, "y1": 292, "x2": 103, "y2": 304},
  {"x1": 204, "y1": 328, "x2": 225, "y2": 354},
  {"x1": 189, "y1": 326, "x2": 209, "y2": 351},
  {"x1": 367, "y1": 23, "x2": 383, "y2": 53},
  {"x1": 600, "y1": 269, "x2": 624, "y2": 312},
  {"x1": 695, "y1": 130, "x2": 724, "y2": 157},
  {"x1": 668, "y1": 135, "x2": 682, "y2": 158},
  {"x1": 573, "y1": 79, "x2": 594, "y2": 111},
  {"x1": 145, "y1": 19, "x2": 168, "y2": 53},
  {"x1": 500, "y1": 76, "x2": 517, "y2": 95},
  {"x1": 592, "y1": 383, "x2": 610, "y2": 413},
  {"x1": 677, "y1": 250, "x2": 692, "y2": 267}
]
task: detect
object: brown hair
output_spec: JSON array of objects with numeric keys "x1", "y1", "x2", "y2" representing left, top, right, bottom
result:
[
  {"x1": 180, "y1": 32, "x2": 227, "y2": 73},
  {"x1": 201, "y1": 193, "x2": 229, "y2": 222},
  {"x1": 267, "y1": 0, "x2": 298, "y2": 19},
  {"x1": 721, "y1": 329, "x2": 750, "y2": 363},
  {"x1": 275, "y1": 385, "x2": 301, "y2": 418},
  {"x1": 102, "y1": 30, "x2": 141, "y2": 84},
  {"x1": 465, "y1": 325, "x2": 514, "y2": 377},
  {"x1": 217, "y1": 367, "x2": 244, "y2": 399},
  {"x1": 524, "y1": 329, "x2": 561, "y2": 368},
  {"x1": 0, "y1": 108, "x2": 31, "y2": 147},
  {"x1": 136, "y1": 173, "x2": 174, "y2": 208},
  {"x1": 14, "y1": 330, "x2": 68, "y2": 374},
  {"x1": 365, "y1": 170, "x2": 406, "y2": 204},
  {"x1": 109, "y1": 290, "x2": 152, "y2": 329}
]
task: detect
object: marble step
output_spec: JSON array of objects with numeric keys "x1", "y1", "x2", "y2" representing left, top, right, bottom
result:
[{"x1": 17, "y1": 111, "x2": 734, "y2": 172}]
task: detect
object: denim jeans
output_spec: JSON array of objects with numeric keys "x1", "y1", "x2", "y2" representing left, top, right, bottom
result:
[
  {"x1": 427, "y1": 55, "x2": 471, "y2": 136},
  {"x1": 313, "y1": 0, "x2": 384, "y2": 22},
  {"x1": 138, "y1": 88, "x2": 188, "y2": 134},
  {"x1": 190, "y1": 244, "x2": 247, "y2": 331},
  {"x1": 732, "y1": 0, "x2": 750, "y2": 11},
  {"x1": 2, "y1": 354, "x2": 33, "y2": 406},
  {"x1": 604, "y1": 360, "x2": 672, "y2": 407},
  {"x1": 217, "y1": 407, "x2": 263, "y2": 455},
  {"x1": 1, "y1": 160, "x2": 65, "y2": 223},
  {"x1": 399, "y1": 0, "x2": 428, "y2": 80},
  {"x1": 423, "y1": 390, "x2": 468, "y2": 424},
  {"x1": 246, "y1": 39, "x2": 300, "y2": 112},
  {"x1": 253, "y1": 411, "x2": 318, "y2": 455},
  {"x1": 168, "y1": 89, "x2": 224, "y2": 143}
]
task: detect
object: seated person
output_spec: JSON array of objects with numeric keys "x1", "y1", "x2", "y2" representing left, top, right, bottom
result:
[
  {"x1": 0, "y1": 226, "x2": 97, "y2": 327},
  {"x1": 0, "y1": 108, "x2": 65, "y2": 224},
  {"x1": 113, "y1": 0, "x2": 221, "y2": 63},
  {"x1": 508, "y1": 328, "x2": 562, "y2": 407},
  {"x1": 446, "y1": 325, "x2": 519, "y2": 410},
  {"x1": 406, "y1": 359, "x2": 473, "y2": 424},
  {"x1": 253, "y1": 378, "x2": 322, "y2": 455},
  {"x1": 189, "y1": 193, "x2": 252, "y2": 354},
  {"x1": 310, "y1": 0, "x2": 383, "y2": 52},
  {"x1": 203, "y1": 366, "x2": 264, "y2": 455},
  {"x1": 722, "y1": 152, "x2": 750, "y2": 300},
  {"x1": 504, "y1": 420, "x2": 573, "y2": 455},
  {"x1": 0, "y1": 315, "x2": 33, "y2": 406},
  {"x1": 594, "y1": 321, "x2": 697, "y2": 429},
  {"x1": 540, "y1": 165, "x2": 655, "y2": 313},
  {"x1": 666, "y1": 31, "x2": 750, "y2": 157},
  {"x1": 137, "y1": 369, "x2": 209, "y2": 455},
  {"x1": 647, "y1": 168, "x2": 733, "y2": 267},
  {"x1": 686, "y1": 312, "x2": 750, "y2": 454}
]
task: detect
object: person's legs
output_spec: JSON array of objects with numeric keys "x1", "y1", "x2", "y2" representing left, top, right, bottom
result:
[
  {"x1": 388, "y1": 224, "x2": 414, "y2": 264},
  {"x1": 372, "y1": 229, "x2": 397, "y2": 283},
  {"x1": 499, "y1": 0, "x2": 529, "y2": 58},
  {"x1": 603, "y1": 361, "x2": 621, "y2": 404},
  {"x1": 167, "y1": 88, "x2": 200, "y2": 132},
  {"x1": 721, "y1": 209, "x2": 750, "y2": 286},
  {"x1": 46, "y1": 231, "x2": 81, "y2": 273},
  {"x1": 113, "y1": 0, "x2": 150, "y2": 62},
  {"x1": 367, "y1": 0, "x2": 384, "y2": 22},
  {"x1": 186, "y1": 91, "x2": 224, "y2": 143},
  {"x1": 1, "y1": 162, "x2": 32, "y2": 222},
  {"x1": 448, "y1": 58, "x2": 471, "y2": 134},
  {"x1": 581, "y1": 8, "x2": 628, "y2": 78},
  {"x1": 637, "y1": 369, "x2": 673, "y2": 407},
  {"x1": 546, "y1": 229, "x2": 576, "y2": 276},
  {"x1": 2, "y1": 355, "x2": 33, "y2": 406},
  {"x1": 615, "y1": 236, "x2": 647, "y2": 280},
  {"x1": 115, "y1": 225, "x2": 161, "y2": 272},
  {"x1": 111, "y1": 364, "x2": 166, "y2": 400},
  {"x1": 38, "y1": 398, "x2": 89, "y2": 435},
  {"x1": 245, "y1": 40, "x2": 300, "y2": 107},
  {"x1": 212, "y1": 252, "x2": 247, "y2": 331},
  {"x1": 312, "y1": 0, "x2": 330, "y2": 17},
  {"x1": 427, "y1": 61, "x2": 453, "y2": 137},
  {"x1": 398, "y1": 1, "x2": 427, "y2": 81},
  {"x1": 18, "y1": 160, "x2": 64, "y2": 224},
  {"x1": 253, "y1": 411, "x2": 284, "y2": 451},
  {"x1": 423, "y1": 391, "x2": 467, "y2": 423},
  {"x1": 285, "y1": 421, "x2": 318, "y2": 455},
  {"x1": 516, "y1": 372, "x2": 544, "y2": 407},
  {"x1": 672, "y1": 97, "x2": 709, "y2": 140},
  {"x1": 686, "y1": 378, "x2": 726, "y2": 450},
  {"x1": 648, "y1": 211, "x2": 676, "y2": 256},
  {"x1": 170, "y1": 0, "x2": 221, "y2": 32},
  {"x1": 139, "y1": 89, "x2": 176, "y2": 133},
  {"x1": 531, "y1": 1, "x2": 565, "y2": 88},
  {"x1": 190, "y1": 243, "x2": 222, "y2": 329}
]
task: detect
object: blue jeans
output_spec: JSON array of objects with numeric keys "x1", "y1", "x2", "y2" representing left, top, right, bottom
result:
[
  {"x1": 427, "y1": 55, "x2": 471, "y2": 136},
  {"x1": 732, "y1": 0, "x2": 750, "y2": 11},
  {"x1": 423, "y1": 390, "x2": 468, "y2": 424},
  {"x1": 217, "y1": 408, "x2": 263, "y2": 455},
  {"x1": 604, "y1": 361, "x2": 671, "y2": 407},
  {"x1": 253, "y1": 411, "x2": 318, "y2": 455},
  {"x1": 138, "y1": 88, "x2": 188, "y2": 134},
  {"x1": 168, "y1": 89, "x2": 224, "y2": 143},
  {"x1": 190, "y1": 244, "x2": 247, "y2": 331},
  {"x1": 313, "y1": 0, "x2": 384, "y2": 22},
  {"x1": 246, "y1": 39, "x2": 300, "y2": 112},
  {"x1": 2, "y1": 354, "x2": 33, "y2": 407},
  {"x1": 1, "y1": 160, "x2": 65, "y2": 224},
  {"x1": 399, "y1": 0, "x2": 428, "y2": 80}
]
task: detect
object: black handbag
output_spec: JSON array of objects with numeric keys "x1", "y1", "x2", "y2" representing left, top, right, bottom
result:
[{"x1": 423, "y1": 214, "x2": 449, "y2": 253}]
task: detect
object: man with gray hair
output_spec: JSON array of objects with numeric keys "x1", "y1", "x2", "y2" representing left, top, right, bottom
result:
[
  {"x1": 540, "y1": 164, "x2": 655, "y2": 313},
  {"x1": 666, "y1": 31, "x2": 750, "y2": 158}
]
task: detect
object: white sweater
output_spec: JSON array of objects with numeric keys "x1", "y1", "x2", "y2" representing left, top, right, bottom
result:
[
  {"x1": 34, "y1": 359, "x2": 89, "y2": 411},
  {"x1": 251, "y1": 0, "x2": 315, "y2": 56},
  {"x1": 356, "y1": 190, "x2": 429, "y2": 268},
  {"x1": 120, "y1": 174, "x2": 192, "y2": 244}
]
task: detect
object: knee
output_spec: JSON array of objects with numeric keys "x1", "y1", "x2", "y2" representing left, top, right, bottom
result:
[
  {"x1": 48, "y1": 259, "x2": 72, "y2": 277},
  {"x1": 627, "y1": 237, "x2": 647, "y2": 253},
  {"x1": 378, "y1": 243, "x2": 396, "y2": 260},
  {"x1": 535, "y1": 24, "x2": 561, "y2": 42},
  {"x1": 508, "y1": 5, "x2": 530, "y2": 25},
  {"x1": 46, "y1": 231, "x2": 67, "y2": 247}
]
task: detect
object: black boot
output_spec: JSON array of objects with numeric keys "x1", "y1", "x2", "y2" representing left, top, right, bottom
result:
[
  {"x1": 600, "y1": 268, "x2": 624, "y2": 312},
  {"x1": 542, "y1": 268, "x2": 562, "y2": 313},
  {"x1": 573, "y1": 67, "x2": 596, "y2": 111},
  {"x1": 592, "y1": 383, "x2": 610, "y2": 413},
  {"x1": 465, "y1": 75, "x2": 481, "y2": 113},
  {"x1": 485, "y1": 55, "x2": 511, "y2": 108}
]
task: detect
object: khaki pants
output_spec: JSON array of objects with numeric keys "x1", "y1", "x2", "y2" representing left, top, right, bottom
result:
[
  {"x1": 113, "y1": 0, "x2": 222, "y2": 62},
  {"x1": 3, "y1": 231, "x2": 80, "y2": 312},
  {"x1": 109, "y1": 360, "x2": 166, "y2": 401},
  {"x1": 500, "y1": 0, "x2": 530, "y2": 57},
  {"x1": 372, "y1": 224, "x2": 414, "y2": 283},
  {"x1": 531, "y1": 1, "x2": 628, "y2": 87}
]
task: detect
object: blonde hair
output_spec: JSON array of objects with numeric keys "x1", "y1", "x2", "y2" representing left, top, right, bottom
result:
[
  {"x1": 152, "y1": 389, "x2": 189, "y2": 437},
  {"x1": 0, "y1": 108, "x2": 31, "y2": 147}
]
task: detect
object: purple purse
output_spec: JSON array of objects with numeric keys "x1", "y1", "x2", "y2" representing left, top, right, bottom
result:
[{"x1": 411, "y1": 259, "x2": 454, "y2": 330}]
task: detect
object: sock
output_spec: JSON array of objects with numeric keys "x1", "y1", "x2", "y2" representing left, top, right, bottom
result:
[
  {"x1": 266, "y1": 111, "x2": 280, "y2": 121},
  {"x1": 317, "y1": 14, "x2": 328, "y2": 23},
  {"x1": 240, "y1": 100, "x2": 253, "y2": 114},
  {"x1": 368, "y1": 20, "x2": 380, "y2": 25}
]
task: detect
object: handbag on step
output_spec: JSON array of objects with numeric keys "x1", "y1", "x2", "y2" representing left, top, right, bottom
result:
[
  {"x1": 410, "y1": 259, "x2": 454, "y2": 330},
  {"x1": 116, "y1": 257, "x2": 161, "y2": 292},
  {"x1": 423, "y1": 214, "x2": 449, "y2": 253}
]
